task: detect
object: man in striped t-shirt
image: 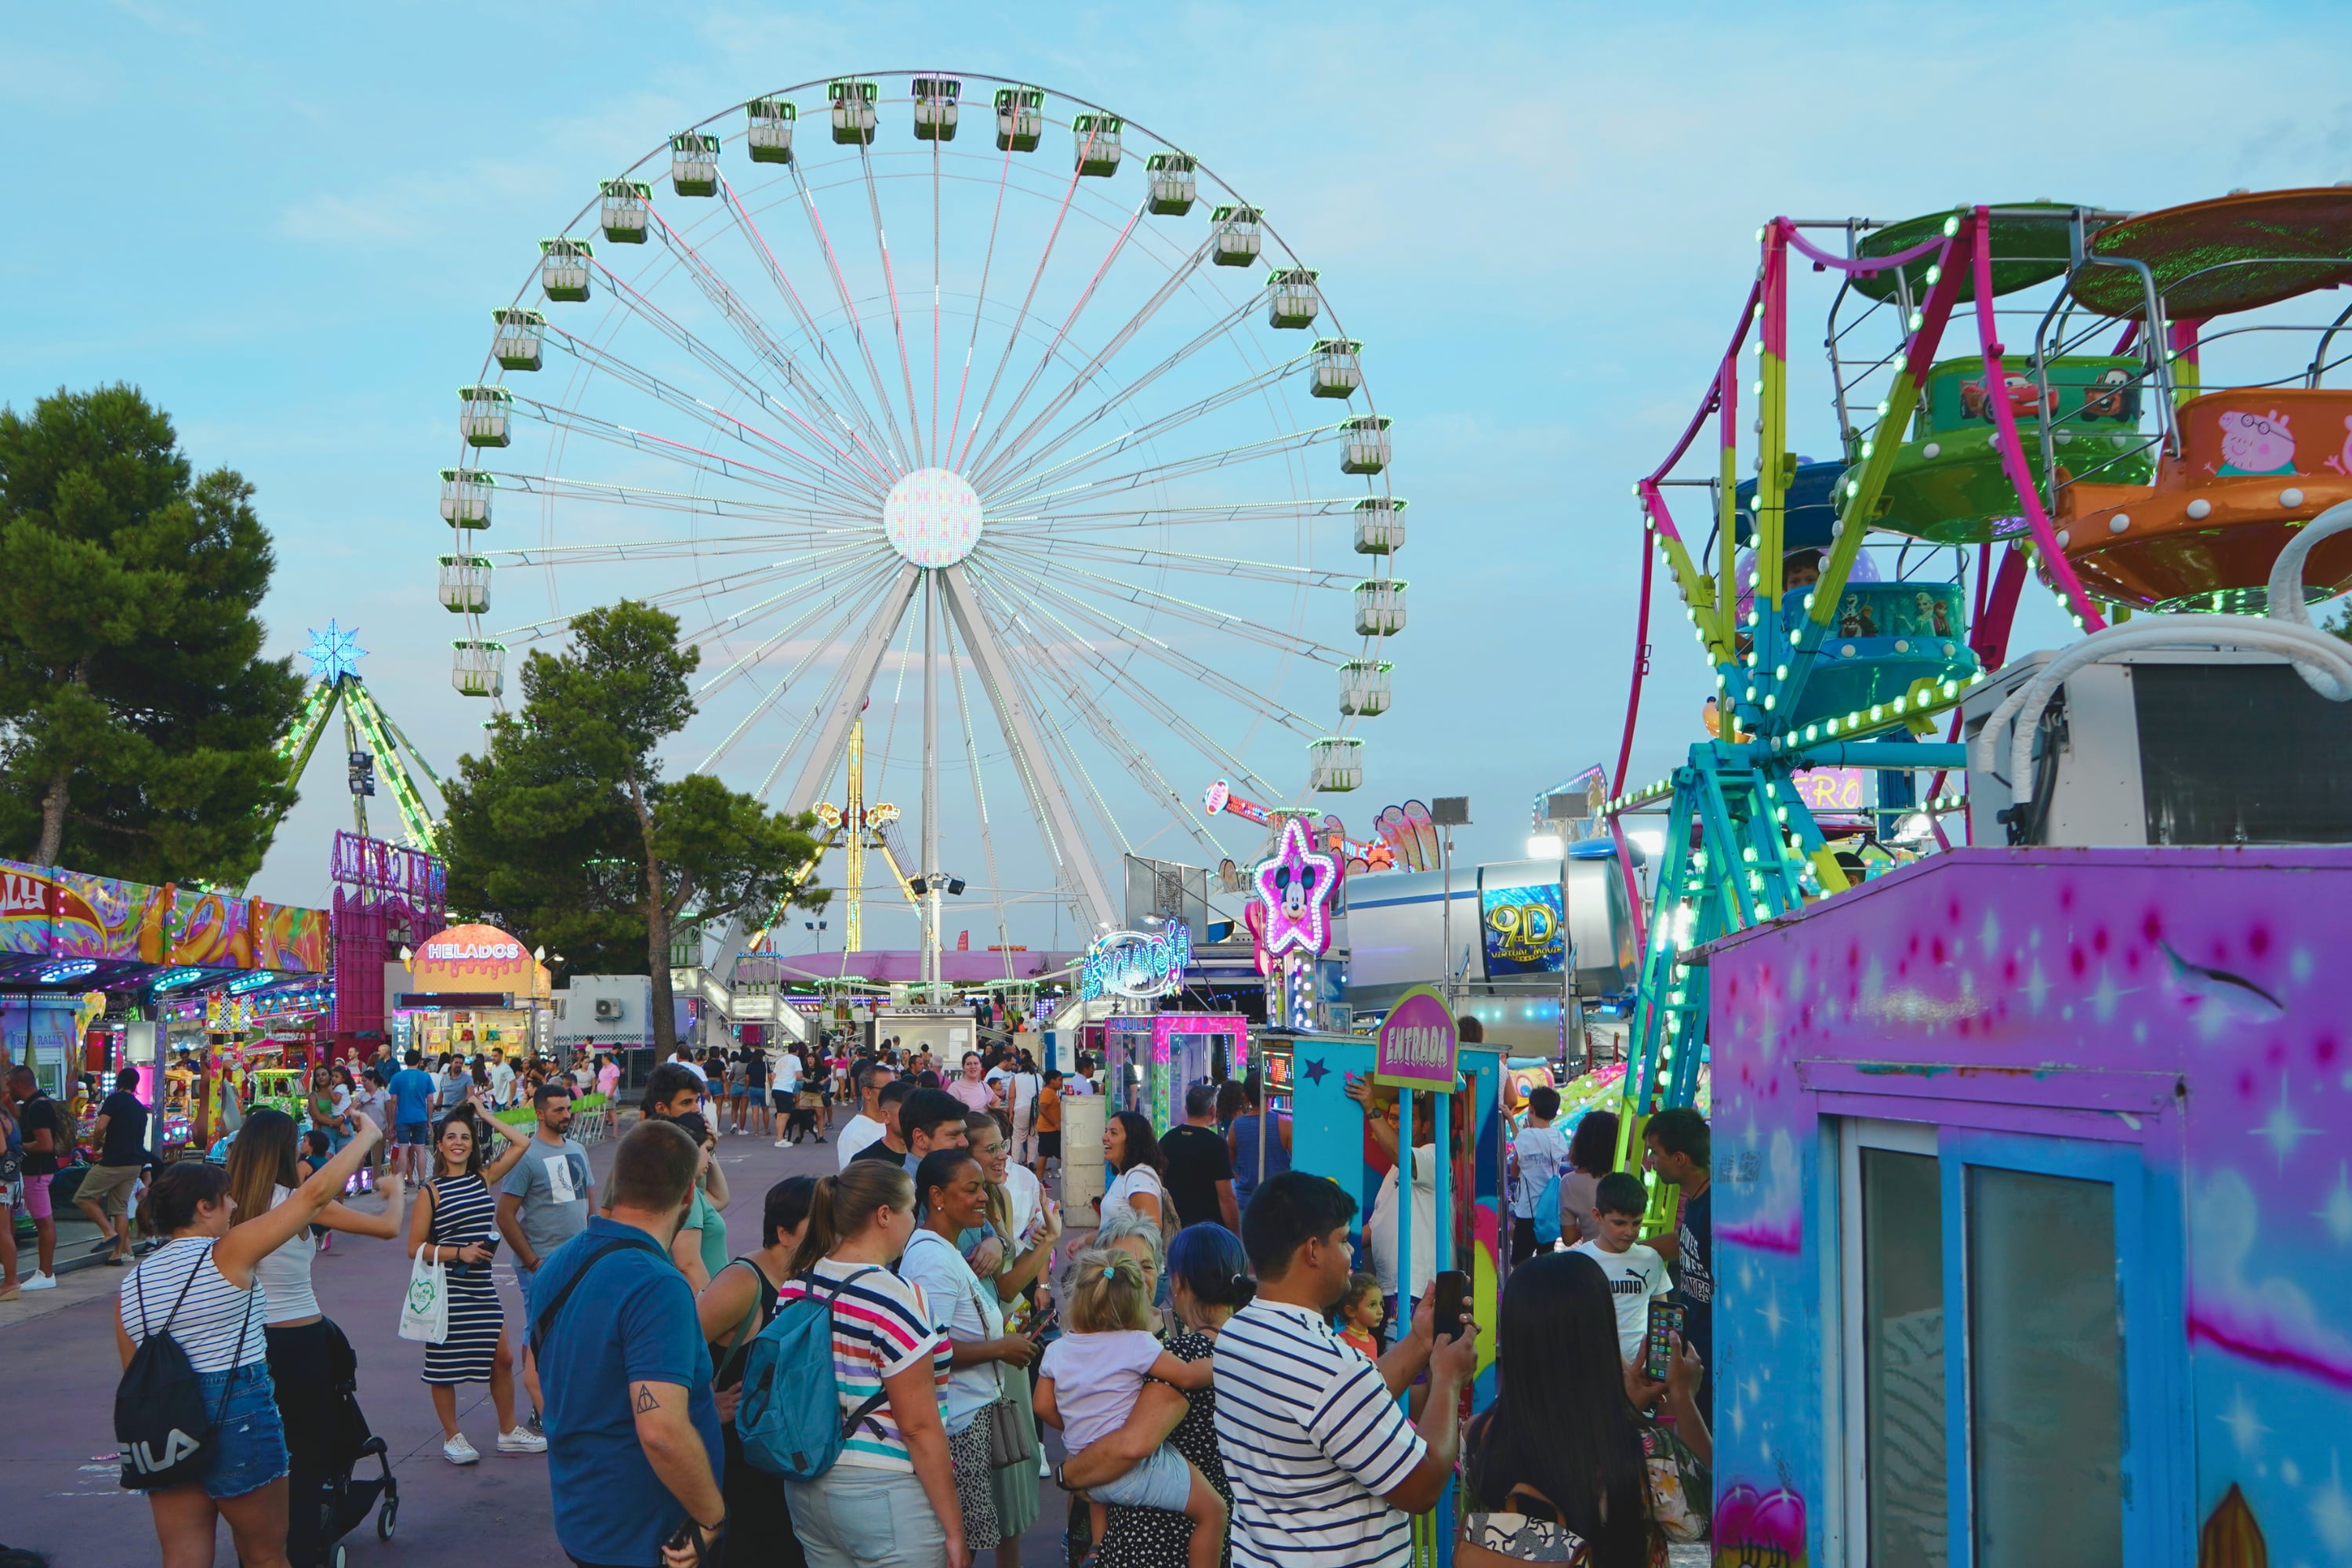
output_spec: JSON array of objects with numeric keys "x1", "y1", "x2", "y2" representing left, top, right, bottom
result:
[{"x1": 1213, "y1": 1171, "x2": 1475, "y2": 1568}]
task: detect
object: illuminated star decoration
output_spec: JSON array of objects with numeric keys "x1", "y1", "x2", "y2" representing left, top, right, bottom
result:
[
  {"x1": 1301, "y1": 1057, "x2": 1330, "y2": 1086},
  {"x1": 1254, "y1": 815, "x2": 1342, "y2": 960},
  {"x1": 303, "y1": 620, "x2": 367, "y2": 685}
]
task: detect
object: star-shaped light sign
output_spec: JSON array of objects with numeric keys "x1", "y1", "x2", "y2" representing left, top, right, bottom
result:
[
  {"x1": 304, "y1": 619, "x2": 367, "y2": 684},
  {"x1": 1254, "y1": 815, "x2": 1342, "y2": 960}
]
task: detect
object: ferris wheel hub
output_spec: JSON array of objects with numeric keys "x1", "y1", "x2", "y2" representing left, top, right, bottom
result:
[{"x1": 882, "y1": 467, "x2": 985, "y2": 567}]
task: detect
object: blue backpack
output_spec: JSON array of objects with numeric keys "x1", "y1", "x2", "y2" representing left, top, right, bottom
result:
[
  {"x1": 737, "y1": 1266, "x2": 891, "y2": 1479},
  {"x1": 1532, "y1": 1171, "x2": 1563, "y2": 1249}
]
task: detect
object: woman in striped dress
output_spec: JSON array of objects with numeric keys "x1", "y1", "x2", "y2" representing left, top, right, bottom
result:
[{"x1": 405, "y1": 1106, "x2": 535, "y2": 1465}]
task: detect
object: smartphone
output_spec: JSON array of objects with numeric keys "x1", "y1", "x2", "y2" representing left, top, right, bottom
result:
[
  {"x1": 1644, "y1": 1300, "x2": 1687, "y2": 1381},
  {"x1": 1431, "y1": 1269, "x2": 1472, "y2": 1343}
]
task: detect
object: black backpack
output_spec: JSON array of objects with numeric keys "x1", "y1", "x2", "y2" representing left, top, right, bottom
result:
[{"x1": 117, "y1": 1247, "x2": 255, "y2": 1490}]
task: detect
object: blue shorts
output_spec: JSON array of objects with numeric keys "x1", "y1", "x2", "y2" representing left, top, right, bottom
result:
[
  {"x1": 197, "y1": 1363, "x2": 289, "y2": 1499},
  {"x1": 1088, "y1": 1442, "x2": 1192, "y2": 1512},
  {"x1": 394, "y1": 1122, "x2": 430, "y2": 1146}
]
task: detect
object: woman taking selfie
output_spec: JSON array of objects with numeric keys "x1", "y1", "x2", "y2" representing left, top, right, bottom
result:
[
  {"x1": 114, "y1": 1114, "x2": 382, "y2": 1568},
  {"x1": 405, "y1": 1105, "x2": 534, "y2": 1465}
]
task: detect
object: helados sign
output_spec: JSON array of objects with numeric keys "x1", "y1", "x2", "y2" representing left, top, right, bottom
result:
[{"x1": 1080, "y1": 918, "x2": 1192, "y2": 1002}]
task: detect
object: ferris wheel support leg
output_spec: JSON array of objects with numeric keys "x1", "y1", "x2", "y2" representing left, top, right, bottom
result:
[
  {"x1": 937, "y1": 565, "x2": 1117, "y2": 934},
  {"x1": 922, "y1": 573, "x2": 942, "y2": 997},
  {"x1": 781, "y1": 564, "x2": 924, "y2": 818}
]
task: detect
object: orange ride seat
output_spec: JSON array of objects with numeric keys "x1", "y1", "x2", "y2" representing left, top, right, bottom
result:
[{"x1": 2055, "y1": 387, "x2": 2352, "y2": 605}]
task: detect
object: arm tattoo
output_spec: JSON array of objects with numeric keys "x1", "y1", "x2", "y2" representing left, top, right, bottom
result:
[{"x1": 634, "y1": 1384, "x2": 661, "y2": 1414}]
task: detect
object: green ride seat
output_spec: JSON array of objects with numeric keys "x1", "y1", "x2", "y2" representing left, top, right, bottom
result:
[{"x1": 1867, "y1": 355, "x2": 2154, "y2": 543}]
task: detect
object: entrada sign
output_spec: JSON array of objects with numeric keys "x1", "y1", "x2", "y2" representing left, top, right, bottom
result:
[{"x1": 1080, "y1": 918, "x2": 1192, "y2": 1002}]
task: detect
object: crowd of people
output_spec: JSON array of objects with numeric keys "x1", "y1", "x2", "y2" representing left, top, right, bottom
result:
[{"x1": 85, "y1": 1028, "x2": 1714, "y2": 1568}]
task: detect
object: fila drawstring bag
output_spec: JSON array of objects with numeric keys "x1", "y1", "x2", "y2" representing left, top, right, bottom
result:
[{"x1": 116, "y1": 1245, "x2": 256, "y2": 1491}]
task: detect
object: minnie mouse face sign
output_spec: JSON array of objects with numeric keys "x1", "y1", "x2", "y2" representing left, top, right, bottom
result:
[{"x1": 1253, "y1": 815, "x2": 1342, "y2": 960}]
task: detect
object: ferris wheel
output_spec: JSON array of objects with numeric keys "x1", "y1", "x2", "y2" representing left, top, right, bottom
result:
[{"x1": 436, "y1": 71, "x2": 1404, "y2": 952}]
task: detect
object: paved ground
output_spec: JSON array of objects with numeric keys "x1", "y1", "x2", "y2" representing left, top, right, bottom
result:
[{"x1": 0, "y1": 1116, "x2": 902, "y2": 1568}]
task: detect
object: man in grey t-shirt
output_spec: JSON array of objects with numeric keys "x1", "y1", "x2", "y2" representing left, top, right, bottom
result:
[{"x1": 497, "y1": 1080, "x2": 595, "y2": 1431}]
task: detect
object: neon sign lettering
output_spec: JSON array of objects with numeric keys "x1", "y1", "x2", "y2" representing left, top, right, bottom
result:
[{"x1": 1081, "y1": 918, "x2": 1192, "y2": 1002}]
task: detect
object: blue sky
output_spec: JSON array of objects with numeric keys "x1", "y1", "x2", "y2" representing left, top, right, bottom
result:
[{"x1": 7, "y1": 2, "x2": 2352, "y2": 931}]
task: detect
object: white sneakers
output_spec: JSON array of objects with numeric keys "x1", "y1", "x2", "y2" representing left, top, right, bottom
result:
[
  {"x1": 775, "y1": 1137, "x2": 791, "y2": 1147},
  {"x1": 20, "y1": 1272, "x2": 56, "y2": 1292},
  {"x1": 445, "y1": 1428, "x2": 544, "y2": 1463}
]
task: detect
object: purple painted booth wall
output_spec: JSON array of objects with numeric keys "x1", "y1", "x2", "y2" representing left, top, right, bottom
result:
[{"x1": 1705, "y1": 847, "x2": 2351, "y2": 1568}]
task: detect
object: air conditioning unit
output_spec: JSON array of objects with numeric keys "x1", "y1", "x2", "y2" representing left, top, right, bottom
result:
[
  {"x1": 1962, "y1": 648, "x2": 2352, "y2": 848},
  {"x1": 593, "y1": 997, "x2": 624, "y2": 1022}
]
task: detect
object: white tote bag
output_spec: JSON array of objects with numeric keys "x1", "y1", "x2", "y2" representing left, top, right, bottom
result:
[{"x1": 398, "y1": 1245, "x2": 448, "y2": 1343}]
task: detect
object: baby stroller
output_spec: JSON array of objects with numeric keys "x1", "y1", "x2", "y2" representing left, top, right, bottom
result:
[{"x1": 281, "y1": 1320, "x2": 399, "y2": 1568}]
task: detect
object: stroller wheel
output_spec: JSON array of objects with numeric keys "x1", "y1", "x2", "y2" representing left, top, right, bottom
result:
[{"x1": 377, "y1": 1497, "x2": 398, "y2": 1541}]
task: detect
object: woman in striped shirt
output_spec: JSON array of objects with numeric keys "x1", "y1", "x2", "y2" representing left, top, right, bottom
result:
[
  {"x1": 773, "y1": 1160, "x2": 967, "y2": 1568},
  {"x1": 115, "y1": 1116, "x2": 383, "y2": 1568}
]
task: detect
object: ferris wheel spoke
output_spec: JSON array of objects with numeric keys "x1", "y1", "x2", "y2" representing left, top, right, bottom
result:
[
  {"x1": 537, "y1": 325, "x2": 885, "y2": 500},
  {"x1": 695, "y1": 566, "x2": 902, "y2": 770},
  {"x1": 949, "y1": 154, "x2": 1091, "y2": 473},
  {"x1": 975, "y1": 296, "x2": 1262, "y2": 495},
  {"x1": 780, "y1": 164, "x2": 920, "y2": 471},
  {"x1": 673, "y1": 551, "x2": 902, "y2": 665},
  {"x1": 965, "y1": 229, "x2": 1215, "y2": 493},
  {"x1": 957, "y1": 191, "x2": 1150, "y2": 485},
  {"x1": 470, "y1": 472, "x2": 870, "y2": 535},
  {"x1": 779, "y1": 563, "x2": 924, "y2": 811},
  {"x1": 966, "y1": 564, "x2": 1289, "y2": 802},
  {"x1": 990, "y1": 622, "x2": 1141, "y2": 880},
  {"x1": 991, "y1": 563, "x2": 1327, "y2": 737},
  {"x1": 486, "y1": 548, "x2": 872, "y2": 646},
  {"x1": 691, "y1": 554, "x2": 899, "y2": 699},
  {"x1": 993, "y1": 497, "x2": 1365, "y2": 536},
  {"x1": 938, "y1": 564, "x2": 1119, "y2": 926},
  {"x1": 571, "y1": 262, "x2": 891, "y2": 498},
  {"x1": 982, "y1": 543, "x2": 1353, "y2": 664},
  {"x1": 982, "y1": 394, "x2": 1327, "y2": 511},
  {"x1": 998, "y1": 536, "x2": 1363, "y2": 590},
  {"x1": 942, "y1": 610, "x2": 1017, "y2": 967},
  {"x1": 852, "y1": 140, "x2": 930, "y2": 468},
  {"x1": 645, "y1": 205, "x2": 897, "y2": 480},
  {"x1": 482, "y1": 533, "x2": 869, "y2": 568},
  {"x1": 713, "y1": 178, "x2": 906, "y2": 476},
  {"x1": 944, "y1": 138, "x2": 1022, "y2": 479},
  {"x1": 512, "y1": 397, "x2": 858, "y2": 508}
]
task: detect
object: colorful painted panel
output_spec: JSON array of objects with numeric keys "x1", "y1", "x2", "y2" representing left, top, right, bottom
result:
[
  {"x1": 253, "y1": 901, "x2": 330, "y2": 975},
  {"x1": 170, "y1": 891, "x2": 252, "y2": 967},
  {"x1": 0, "y1": 862, "x2": 53, "y2": 955},
  {"x1": 1708, "y1": 848, "x2": 2352, "y2": 1568},
  {"x1": 52, "y1": 869, "x2": 172, "y2": 961}
]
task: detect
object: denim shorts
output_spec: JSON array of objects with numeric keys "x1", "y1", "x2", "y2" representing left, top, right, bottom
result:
[
  {"x1": 198, "y1": 1363, "x2": 290, "y2": 1500},
  {"x1": 394, "y1": 1122, "x2": 430, "y2": 1146},
  {"x1": 1088, "y1": 1442, "x2": 1192, "y2": 1512}
]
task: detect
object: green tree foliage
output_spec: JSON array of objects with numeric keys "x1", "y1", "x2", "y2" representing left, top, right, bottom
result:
[
  {"x1": 0, "y1": 385, "x2": 305, "y2": 884},
  {"x1": 440, "y1": 601, "x2": 826, "y2": 1053},
  {"x1": 2327, "y1": 598, "x2": 2352, "y2": 644}
]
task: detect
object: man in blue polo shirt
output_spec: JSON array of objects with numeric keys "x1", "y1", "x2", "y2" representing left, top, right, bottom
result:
[{"x1": 530, "y1": 1119, "x2": 724, "y2": 1568}]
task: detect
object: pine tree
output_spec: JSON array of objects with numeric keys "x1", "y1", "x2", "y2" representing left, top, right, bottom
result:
[
  {"x1": 440, "y1": 601, "x2": 826, "y2": 1052},
  {"x1": 0, "y1": 385, "x2": 305, "y2": 884}
]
